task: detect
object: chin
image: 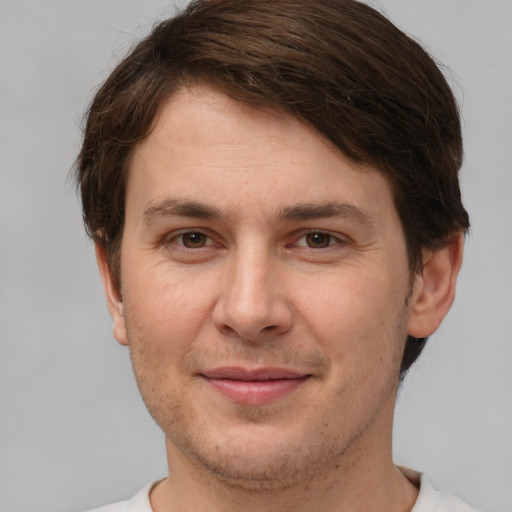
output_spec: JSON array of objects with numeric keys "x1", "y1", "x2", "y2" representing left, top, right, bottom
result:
[
  {"x1": 186, "y1": 445, "x2": 325, "y2": 491},
  {"x1": 168, "y1": 419, "x2": 354, "y2": 491}
]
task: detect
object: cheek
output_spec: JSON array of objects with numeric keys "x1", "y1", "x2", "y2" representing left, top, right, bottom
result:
[
  {"x1": 121, "y1": 267, "x2": 210, "y2": 416},
  {"x1": 295, "y1": 267, "x2": 407, "y2": 376},
  {"x1": 121, "y1": 260, "x2": 216, "y2": 357}
]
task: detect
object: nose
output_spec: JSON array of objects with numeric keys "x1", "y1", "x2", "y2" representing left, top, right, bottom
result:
[{"x1": 212, "y1": 249, "x2": 293, "y2": 341}]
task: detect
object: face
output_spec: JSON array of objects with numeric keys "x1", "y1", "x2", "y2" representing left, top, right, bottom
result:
[{"x1": 103, "y1": 85, "x2": 424, "y2": 487}]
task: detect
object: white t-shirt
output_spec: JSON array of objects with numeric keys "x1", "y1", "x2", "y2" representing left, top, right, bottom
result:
[{"x1": 87, "y1": 471, "x2": 482, "y2": 512}]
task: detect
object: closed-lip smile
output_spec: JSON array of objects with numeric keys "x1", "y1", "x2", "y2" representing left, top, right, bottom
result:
[{"x1": 200, "y1": 367, "x2": 311, "y2": 405}]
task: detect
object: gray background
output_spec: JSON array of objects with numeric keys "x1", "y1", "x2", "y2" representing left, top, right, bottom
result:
[{"x1": 1, "y1": 1, "x2": 511, "y2": 511}]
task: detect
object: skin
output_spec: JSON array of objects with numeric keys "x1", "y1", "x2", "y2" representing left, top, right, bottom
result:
[{"x1": 97, "y1": 84, "x2": 463, "y2": 512}]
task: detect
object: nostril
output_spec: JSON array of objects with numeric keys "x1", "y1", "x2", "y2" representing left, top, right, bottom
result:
[
  {"x1": 263, "y1": 325, "x2": 277, "y2": 331},
  {"x1": 220, "y1": 325, "x2": 236, "y2": 335}
]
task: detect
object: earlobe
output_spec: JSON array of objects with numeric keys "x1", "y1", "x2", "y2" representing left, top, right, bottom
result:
[
  {"x1": 95, "y1": 243, "x2": 128, "y2": 346},
  {"x1": 407, "y1": 233, "x2": 464, "y2": 338}
]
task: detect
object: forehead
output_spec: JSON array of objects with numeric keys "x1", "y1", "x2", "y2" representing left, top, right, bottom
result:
[
  {"x1": 127, "y1": 84, "x2": 396, "y2": 222},
  {"x1": 140, "y1": 85, "x2": 341, "y2": 168}
]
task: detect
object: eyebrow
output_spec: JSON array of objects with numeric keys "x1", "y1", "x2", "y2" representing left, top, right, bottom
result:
[
  {"x1": 143, "y1": 199, "x2": 222, "y2": 224},
  {"x1": 143, "y1": 198, "x2": 375, "y2": 227},
  {"x1": 279, "y1": 201, "x2": 375, "y2": 227}
]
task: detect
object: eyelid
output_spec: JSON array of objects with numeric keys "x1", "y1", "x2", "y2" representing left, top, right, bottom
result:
[
  {"x1": 163, "y1": 228, "x2": 218, "y2": 249},
  {"x1": 290, "y1": 229, "x2": 349, "y2": 249},
  {"x1": 160, "y1": 227, "x2": 349, "y2": 250}
]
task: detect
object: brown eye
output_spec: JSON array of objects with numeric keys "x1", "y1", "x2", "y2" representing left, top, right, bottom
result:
[
  {"x1": 305, "y1": 232, "x2": 332, "y2": 248},
  {"x1": 181, "y1": 232, "x2": 208, "y2": 248}
]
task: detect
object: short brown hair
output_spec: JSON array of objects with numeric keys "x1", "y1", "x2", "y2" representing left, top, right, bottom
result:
[{"x1": 75, "y1": 0, "x2": 470, "y2": 378}]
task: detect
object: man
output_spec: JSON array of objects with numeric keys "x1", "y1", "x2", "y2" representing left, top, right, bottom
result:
[{"x1": 75, "y1": 0, "x2": 476, "y2": 510}]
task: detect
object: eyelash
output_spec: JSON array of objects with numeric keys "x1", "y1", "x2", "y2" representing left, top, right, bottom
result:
[
  {"x1": 163, "y1": 229, "x2": 347, "y2": 252},
  {"x1": 291, "y1": 231, "x2": 346, "y2": 250},
  {"x1": 163, "y1": 230, "x2": 218, "y2": 251}
]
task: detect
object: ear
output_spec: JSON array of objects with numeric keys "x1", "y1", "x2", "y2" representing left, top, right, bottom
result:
[
  {"x1": 407, "y1": 233, "x2": 464, "y2": 338},
  {"x1": 95, "y1": 243, "x2": 128, "y2": 346}
]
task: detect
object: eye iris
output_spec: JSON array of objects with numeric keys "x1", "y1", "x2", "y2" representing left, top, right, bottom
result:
[
  {"x1": 182, "y1": 232, "x2": 206, "y2": 248},
  {"x1": 306, "y1": 232, "x2": 331, "y2": 248}
]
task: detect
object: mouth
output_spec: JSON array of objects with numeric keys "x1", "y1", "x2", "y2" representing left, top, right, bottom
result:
[{"x1": 200, "y1": 367, "x2": 312, "y2": 405}]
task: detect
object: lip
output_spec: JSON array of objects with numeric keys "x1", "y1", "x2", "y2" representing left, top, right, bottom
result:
[{"x1": 200, "y1": 367, "x2": 311, "y2": 405}]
